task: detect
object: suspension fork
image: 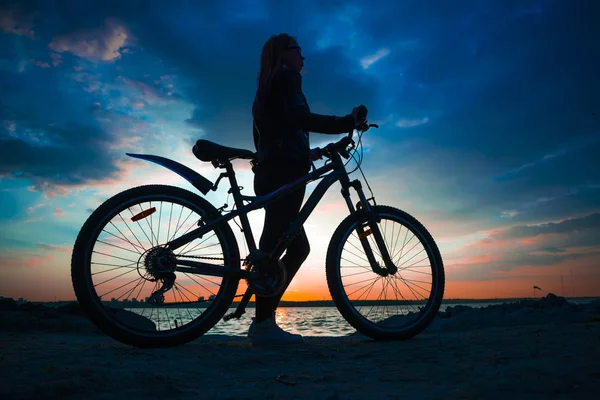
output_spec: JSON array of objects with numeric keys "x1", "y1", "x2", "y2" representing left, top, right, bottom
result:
[{"x1": 343, "y1": 180, "x2": 398, "y2": 275}]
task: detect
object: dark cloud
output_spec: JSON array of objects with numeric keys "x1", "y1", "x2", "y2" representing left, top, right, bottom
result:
[
  {"x1": 497, "y1": 213, "x2": 600, "y2": 240},
  {"x1": 0, "y1": 106, "x2": 121, "y2": 193},
  {"x1": 124, "y1": 2, "x2": 380, "y2": 148},
  {"x1": 365, "y1": 0, "x2": 600, "y2": 226}
]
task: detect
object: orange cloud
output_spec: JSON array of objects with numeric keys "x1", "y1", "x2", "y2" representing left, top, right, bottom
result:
[{"x1": 49, "y1": 18, "x2": 133, "y2": 62}]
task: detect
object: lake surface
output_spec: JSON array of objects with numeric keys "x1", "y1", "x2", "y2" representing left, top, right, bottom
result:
[{"x1": 151, "y1": 298, "x2": 597, "y2": 337}]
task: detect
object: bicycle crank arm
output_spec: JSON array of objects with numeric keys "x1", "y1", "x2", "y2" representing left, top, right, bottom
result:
[
  {"x1": 223, "y1": 287, "x2": 254, "y2": 321},
  {"x1": 175, "y1": 259, "x2": 249, "y2": 279}
]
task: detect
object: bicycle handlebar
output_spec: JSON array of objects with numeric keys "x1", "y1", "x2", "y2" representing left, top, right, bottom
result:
[{"x1": 314, "y1": 122, "x2": 379, "y2": 160}]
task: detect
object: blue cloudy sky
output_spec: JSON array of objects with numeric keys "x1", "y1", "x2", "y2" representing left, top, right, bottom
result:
[{"x1": 0, "y1": 0, "x2": 599, "y2": 301}]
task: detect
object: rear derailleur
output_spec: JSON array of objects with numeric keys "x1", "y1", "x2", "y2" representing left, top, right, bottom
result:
[{"x1": 146, "y1": 272, "x2": 176, "y2": 305}]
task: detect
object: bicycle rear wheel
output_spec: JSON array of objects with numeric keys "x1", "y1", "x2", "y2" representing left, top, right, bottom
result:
[
  {"x1": 71, "y1": 184, "x2": 240, "y2": 348},
  {"x1": 326, "y1": 205, "x2": 444, "y2": 340}
]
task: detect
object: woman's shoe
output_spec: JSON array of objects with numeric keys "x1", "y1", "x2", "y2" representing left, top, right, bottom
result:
[
  {"x1": 251, "y1": 317, "x2": 304, "y2": 346},
  {"x1": 247, "y1": 311, "x2": 275, "y2": 339}
]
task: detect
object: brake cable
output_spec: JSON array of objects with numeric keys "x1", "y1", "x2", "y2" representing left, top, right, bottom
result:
[{"x1": 349, "y1": 130, "x2": 376, "y2": 202}]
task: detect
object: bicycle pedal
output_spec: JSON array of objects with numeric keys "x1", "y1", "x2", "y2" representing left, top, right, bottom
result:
[
  {"x1": 223, "y1": 310, "x2": 244, "y2": 321},
  {"x1": 223, "y1": 313, "x2": 235, "y2": 321}
]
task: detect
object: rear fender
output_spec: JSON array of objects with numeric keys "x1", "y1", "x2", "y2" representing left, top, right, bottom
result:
[{"x1": 126, "y1": 153, "x2": 214, "y2": 195}]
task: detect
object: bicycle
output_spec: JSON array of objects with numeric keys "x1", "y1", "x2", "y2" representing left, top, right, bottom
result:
[{"x1": 70, "y1": 121, "x2": 445, "y2": 348}]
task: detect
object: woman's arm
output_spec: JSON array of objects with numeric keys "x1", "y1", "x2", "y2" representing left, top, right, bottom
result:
[{"x1": 279, "y1": 69, "x2": 355, "y2": 134}]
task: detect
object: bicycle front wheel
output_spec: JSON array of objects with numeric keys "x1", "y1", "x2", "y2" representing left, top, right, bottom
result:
[
  {"x1": 326, "y1": 205, "x2": 445, "y2": 340},
  {"x1": 71, "y1": 184, "x2": 240, "y2": 348}
]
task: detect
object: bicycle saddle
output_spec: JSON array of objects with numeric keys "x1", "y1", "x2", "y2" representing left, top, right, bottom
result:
[{"x1": 193, "y1": 139, "x2": 256, "y2": 162}]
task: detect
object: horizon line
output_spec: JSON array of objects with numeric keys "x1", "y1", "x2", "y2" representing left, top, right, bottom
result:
[{"x1": 4, "y1": 294, "x2": 599, "y2": 304}]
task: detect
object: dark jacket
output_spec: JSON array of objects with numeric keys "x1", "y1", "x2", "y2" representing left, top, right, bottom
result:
[{"x1": 252, "y1": 67, "x2": 355, "y2": 171}]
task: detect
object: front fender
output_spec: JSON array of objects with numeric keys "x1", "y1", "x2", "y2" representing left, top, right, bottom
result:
[{"x1": 126, "y1": 153, "x2": 214, "y2": 195}]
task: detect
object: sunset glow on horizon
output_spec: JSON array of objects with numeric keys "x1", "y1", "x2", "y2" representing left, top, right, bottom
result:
[{"x1": 1, "y1": 1, "x2": 599, "y2": 303}]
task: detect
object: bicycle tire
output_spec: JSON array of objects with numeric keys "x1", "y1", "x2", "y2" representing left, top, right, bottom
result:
[
  {"x1": 71, "y1": 184, "x2": 240, "y2": 348},
  {"x1": 326, "y1": 205, "x2": 445, "y2": 340}
]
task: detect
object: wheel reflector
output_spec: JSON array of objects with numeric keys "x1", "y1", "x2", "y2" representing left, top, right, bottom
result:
[{"x1": 131, "y1": 207, "x2": 157, "y2": 222}]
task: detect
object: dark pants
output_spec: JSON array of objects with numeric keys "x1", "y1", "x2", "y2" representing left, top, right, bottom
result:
[{"x1": 253, "y1": 165, "x2": 311, "y2": 322}]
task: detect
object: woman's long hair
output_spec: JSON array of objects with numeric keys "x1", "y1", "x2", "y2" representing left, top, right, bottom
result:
[{"x1": 253, "y1": 33, "x2": 294, "y2": 119}]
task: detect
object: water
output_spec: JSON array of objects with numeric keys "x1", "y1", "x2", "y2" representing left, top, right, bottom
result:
[
  {"x1": 146, "y1": 298, "x2": 598, "y2": 337},
  {"x1": 206, "y1": 302, "x2": 511, "y2": 337}
]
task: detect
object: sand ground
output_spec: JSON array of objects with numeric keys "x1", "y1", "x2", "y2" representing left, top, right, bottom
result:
[{"x1": 1, "y1": 305, "x2": 599, "y2": 400}]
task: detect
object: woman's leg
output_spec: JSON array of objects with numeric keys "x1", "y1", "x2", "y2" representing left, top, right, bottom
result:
[
  {"x1": 274, "y1": 227, "x2": 310, "y2": 305},
  {"x1": 254, "y1": 170, "x2": 308, "y2": 322}
]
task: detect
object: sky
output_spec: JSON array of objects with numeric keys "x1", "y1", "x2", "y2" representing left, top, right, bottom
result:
[{"x1": 0, "y1": 0, "x2": 599, "y2": 302}]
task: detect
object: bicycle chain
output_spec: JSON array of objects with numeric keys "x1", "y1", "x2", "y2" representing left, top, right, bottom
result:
[
  {"x1": 177, "y1": 254, "x2": 245, "y2": 263},
  {"x1": 175, "y1": 254, "x2": 247, "y2": 298}
]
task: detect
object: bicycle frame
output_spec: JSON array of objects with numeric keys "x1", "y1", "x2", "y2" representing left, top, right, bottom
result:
[{"x1": 166, "y1": 140, "x2": 395, "y2": 320}]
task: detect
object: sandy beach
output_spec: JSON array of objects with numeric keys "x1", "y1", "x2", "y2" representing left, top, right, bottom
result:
[{"x1": 1, "y1": 295, "x2": 599, "y2": 400}]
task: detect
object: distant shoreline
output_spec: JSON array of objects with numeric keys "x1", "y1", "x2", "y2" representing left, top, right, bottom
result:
[{"x1": 4, "y1": 296, "x2": 599, "y2": 309}]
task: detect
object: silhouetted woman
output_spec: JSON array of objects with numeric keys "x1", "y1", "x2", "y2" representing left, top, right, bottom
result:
[{"x1": 249, "y1": 33, "x2": 366, "y2": 346}]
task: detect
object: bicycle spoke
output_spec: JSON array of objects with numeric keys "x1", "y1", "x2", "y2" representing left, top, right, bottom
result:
[
  {"x1": 181, "y1": 272, "x2": 219, "y2": 298},
  {"x1": 97, "y1": 274, "x2": 143, "y2": 299},
  {"x1": 169, "y1": 205, "x2": 185, "y2": 242},
  {"x1": 169, "y1": 208, "x2": 195, "y2": 244},
  {"x1": 346, "y1": 238, "x2": 371, "y2": 260},
  {"x1": 399, "y1": 279, "x2": 432, "y2": 300},
  {"x1": 95, "y1": 267, "x2": 138, "y2": 288},
  {"x1": 341, "y1": 270, "x2": 373, "y2": 278},
  {"x1": 157, "y1": 202, "x2": 163, "y2": 244},
  {"x1": 92, "y1": 250, "x2": 138, "y2": 264},
  {"x1": 134, "y1": 278, "x2": 149, "y2": 303},
  {"x1": 394, "y1": 226, "x2": 408, "y2": 259},
  {"x1": 171, "y1": 219, "x2": 208, "y2": 254},
  {"x1": 340, "y1": 256, "x2": 371, "y2": 270},
  {"x1": 346, "y1": 276, "x2": 380, "y2": 299},
  {"x1": 179, "y1": 236, "x2": 220, "y2": 256},
  {"x1": 173, "y1": 284, "x2": 194, "y2": 322},
  {"x1": 389, "y1": 277, "x2": 421, "y2": 315},
  {"x1": 91, "y1": 262, "x2": 138, "y2": 275},
  {"x1": 393, "y1": 236, "x2": 419, "y2": 265},
  {"x1": 178, "y1": 232, "x2": 216, "y2": 255},
  {"x1": 392, "y1": 230, "x2": 412, "y2": 265},
  {"x1": 397, "y1": 251, "x2": 427, "y2": 270},
  {"x1": 125, "y1": 208, "x2": 154, "y2": 248},
  {"x1": 103, "y1": 226, "x2": 145, "y2": 254},
  {"x1": 396, "y1": 275, "x2": 429, "y2": 300},
  {"x1": 120, "y1": 276, "x2": 148, "y2": 302},
  {"x1": 400, "y1": 276, "x2": 432, "y2": 286},
  {"x1": 398, "y1": 254, "x2": 429, "y2": 271},
  {"x1": 96, "y1": 239, "x2": 141, "y2": 255},
  {"x1": 146, "y1": 201, "x2": 158, "y2": 246}
]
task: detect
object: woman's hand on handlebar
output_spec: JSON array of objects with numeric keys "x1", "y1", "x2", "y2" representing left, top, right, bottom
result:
[
  {"x1": 310, "y1": 147, "x2": 323, "y2": 161},
  {"x1": 351, "y1": 105, "x2": 368, "y2": 127}
]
